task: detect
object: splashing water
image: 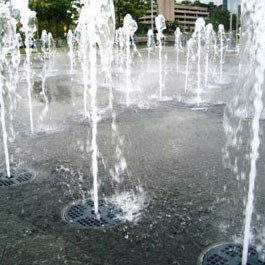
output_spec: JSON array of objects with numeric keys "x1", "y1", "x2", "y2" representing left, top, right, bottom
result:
[
  {"x1": 67, "y1": 29, "x2": 75, "y2": 73},
  {"x1": 193, "y1": 18, "x2": 206, "y2": 107},
  {"x1": 223, "y1": 0, "x2": 265, "y2": 264},
  {"x1": 184, "y1": 18, "x2": 208, "y2": 106},
  {"x1": 147, "y1": 29, "x2": 154, "y2": 49},
  {"x1": 240, "y1": 0, "x2": 265, "y2": 264},
  {"x1": 174, "y1": 27, "x2": 182, "y2": 73},
  {"x1": 98, "y1": 3, "x2": 146, "y2": 222},
  {"x1": 76, "y1": 0, "x2": 115, "y2": 216},
  {"x1": 147, "y1": 29, "x2": 154, "y2": 69},
  {"x1": 39, "y1": 30, "x2": 54, "y2": 121},
  {"x1": 77, "y1": 0, "x2": 99, "y2": 215},
  {"x1": 217, "y1": 24, "x2": 227, "y2": 84},
  {"x1": 75, "y1": 6, "x2": 90, "y2": 119},
  {"x1": 155, "y1": 14, "x2": 166, "y2": 100},
  {"x1": 229, "y1": 9, "x2": 233, "y2": 51},
  {"x1": 110, "y1": 189, "x2": 148, "y2": 223},
  {"x1": 185, "y1": 39, "x2": 192, "y2": 93},
  {"x1": 204, "y1": 23, "x2": 216, "y2": 88},
  {"x1": 0, "y1": 4, "x2": 14, "y2": 177},
  {"x1": 107, "y1": 33, "x2": 129, "y2": 185},
  {"x1": 96, "y1": 0, "x2": 126, "y2": 186},
  {"x1": 114, "y1": 27, "x2": 126, "y2": 70},
  {"x1": 40, "y1": 30, "x2": 49, "y2": 121},
  {"x1": 0, "y1": 81, "x2": 10, "y2": 177},
  {"x1": 8, "y1": 32, "x2": 21, "y2": 142},
  {"x1": 47, "y1": 32, "x2": 55, "y2": 60},
  {"x1": 123, "y1": 14, "x2": 138, "y2": 107},
  {"x1": 13, "y1": 0, "x2": 37, "y2": 134},
  {"x1": 0, "y1": 2, "x2": 20, "y2": 178}
]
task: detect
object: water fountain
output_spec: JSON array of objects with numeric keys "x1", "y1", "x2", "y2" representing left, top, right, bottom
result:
[
  {"x1": 123, "y1": 14, "x2": 138, "y2": 107},
  {"x1": 0, "y1": 3, "x2": 17, "y2": 178},
  {"x1": 39, "y1": 30, "x2": 50, "y2": 120},
  {"x1": 0, "y1": 1, "x2": 35, "y2": 186},
  {"x1": 174, "y1": 27, "x2": 183, "y2": 73},
  {"x1": 63, "y1": 0, "x2": 147, "y2": 228},
  {"x1": 75, "y1": 6, "x2": 90, "y2": 119},
  {"x1": 1, "y1": 0, "x2": 265, "y2": 263},
  {"x1": 155, "y1": 14, "x2": 166, "y2": 100},
  {"x1": 13, "y1": 0, "x2": 37, "y2": 134},
  {"x1": 228, "y1": 12, "x2": 233, "y2": 51},
  {"x1": 114, "y1": 27, "x2": 126, "y2": 71},
  {"x1": 185, "y1": 38, "x2": 192, "y2": 94},
  {"x1": 184, "y1": 18, "x2": 206, "y2": 107},
  {"x1": 147, "y1": 28, "x2": 154, "y2": 69},
  {"x1": 67, "y1": 29, "x2": 75, "y2": 74},
  {"x1": 199, "y1": 0, "x2": 265, "y2": 264},
  {"x1": 204, "y1": 23, "x2": 216, "y2": 89},
  {"x1": 217, "y1": 24, "x2": 227, "y2": 83},
  {"x1": 194, "y1": 18, "x2": 206, "y2": 107},
  {"x1": 47, "y1": 32, "x2": 55, "y2": 59},
  {"x1": 75, "y1": 0, "x2": 108, "y2": 216}
]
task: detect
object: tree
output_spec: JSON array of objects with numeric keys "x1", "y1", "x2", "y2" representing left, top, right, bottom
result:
[
  {"x1": 208, "y1": 2, "x2": 217, "y2": 13},
  {"x1": 192, "y1": 0, "x2": 209, "y2": 7},
  {"x1": 29, "y1": 0, "x2": 80, "y2": 41},
  {"x1": 165, "y1": 21, "x2": 182, "y2": 34},
  {"x1": 181, "y1": 1, "x2": 192, "y2": 5},
  {"x1": 113, "y1": 0, "x2": 151, "y2": 28},
  {"x1": 208, "y1": 6, "x2": 237, "y2": 31}
]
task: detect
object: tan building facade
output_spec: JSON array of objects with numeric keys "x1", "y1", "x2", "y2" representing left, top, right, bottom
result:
[
  {"x1": 139, "y1": 0, "x2": 209, "y2": 32},
  {"x1": 157, "y1": 0, "x2": 175, "y2": 21}
]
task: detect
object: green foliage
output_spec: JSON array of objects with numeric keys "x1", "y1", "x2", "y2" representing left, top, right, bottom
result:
[
  {"x1": 29, "y1": 0, "x2": 79, "y2": 39},
  {"x1": 181, "y1": 1, "x2": 192, "y2": 4},
  {"x1": 181, "y1": 0, "x2": 211, "y2": 8},
  {"x1": 208, "y1": 6, "x2": 237, "y2": 31},
  {"x1": 30, "y1": 0, "x2": 151, "y2": 38},
  {"x1": 193, "y1": 0, "x2": 207, "y2": 7},
  {"x1": 137, "y1": 23, "x2": 150, "y2": 35},
  {"x1": 113, "y1": 0, "x2": 151, "y2": 28},
  {"x1": 165, "y1": 20, "x2": 181, "y2": 34}
]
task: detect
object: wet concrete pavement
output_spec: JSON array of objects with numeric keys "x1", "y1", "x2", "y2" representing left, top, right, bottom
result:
[{"x1": 0, "y1": 50, "x2": 264, "y2": 265}]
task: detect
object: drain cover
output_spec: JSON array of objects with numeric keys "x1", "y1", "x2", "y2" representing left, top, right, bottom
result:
[
  {"x1": 199, "y1": 243, "x2": 265, "y2": 265},
  {"x1": 64, "y1": 199, "x2": 122, "y2": 229},
  {"x1": 0, "y1": 168, "x2": 36, "y2": 187}
]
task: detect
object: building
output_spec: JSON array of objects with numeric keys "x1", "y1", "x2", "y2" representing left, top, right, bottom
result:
[
  {"x1": 139, "y1": 0, "x2": 209, "y2": 32},
  {"x1": 157, "y1": 0, "x2": 175, "y2": 21},
  {"x1": 174, "y1": 4, "x2": 209, "y2": 32}
]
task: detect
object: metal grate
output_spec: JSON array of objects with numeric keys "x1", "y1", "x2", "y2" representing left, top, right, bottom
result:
[
  {"x1": 200, "y1": 243, "x2": 265, "y2": 265},
  {"x1": 0, "y1": 168, "x2": 36, "y2": 187},
  {"x1": 64, "y1": 199, "x2": 121, "y2": 229}
]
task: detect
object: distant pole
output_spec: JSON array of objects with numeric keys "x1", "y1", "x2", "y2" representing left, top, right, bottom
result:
[
  {"x1": 151, "y1": 0, "x2": 154, "y2": 31},
  {"x1": 117, "y1": 0, "x2": 121, "y2": 28},
  {"x1": 229, "y1": 0, "x2": 233, "y2": 31},
  {"x1": 229, "y1": 11, "x2": 233, "y2": 32},
  {"x1": 236, "y1": 0, "x2": 239, "y2": 42},
  {"x1": 229, "y1": 0, "x2": 233, "y2": 49}
]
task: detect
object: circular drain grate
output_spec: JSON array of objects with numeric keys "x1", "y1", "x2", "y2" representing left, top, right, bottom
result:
[
  {"x1": 64, "y1": 199, "x2": 122, "y2": 229},
  {"x1": 199, "y1": 243, "x2": 265, "y2": 265},
  {"x1": 0, "y1": 168, "x2": 36, "y2": 187}
]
